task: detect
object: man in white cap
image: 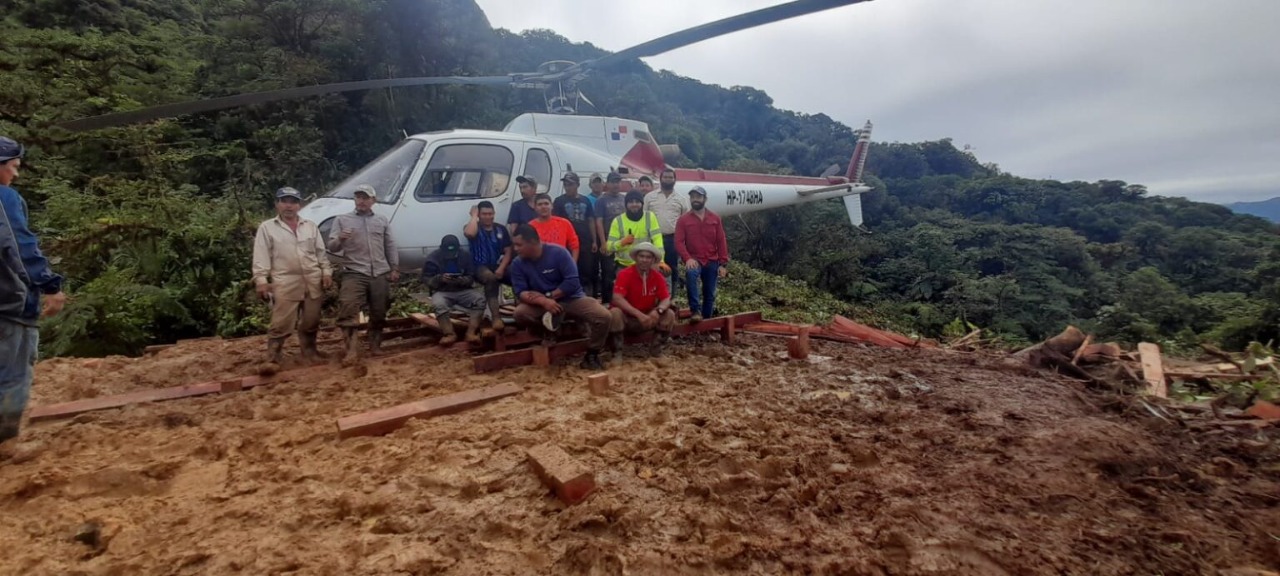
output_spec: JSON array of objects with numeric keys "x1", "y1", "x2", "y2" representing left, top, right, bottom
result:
[
  {"x1": 253, "y1": 186, "x2": 333, "y2": 368},
  {"x1": 608, "y1": 241, "x2": 676, "y2": 358},
  {"x1": 328, "y1": 184, "x2": 399, "y2": 361}
]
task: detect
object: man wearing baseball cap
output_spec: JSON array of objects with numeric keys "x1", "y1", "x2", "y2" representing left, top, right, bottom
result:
[
  {"x1": 252, "y1": 186, "x2": 333, "y2": 369},
  {"x1": 553, "y1": 172, "x2": 598, "y2": 296},
  {"x1": 0, "y1": 136, "x2": 67, "y2": 444},
  {"x1": 507, "y1": 175, "x2": 540, "y2": 233},
  {"x1": 674, "y1": 185, "x2": 729, "y2": 323},
  {"x1": 421, "y1": 234, "x2": 486, "y2": 346},
  {"x1": 609, "y1": 241, "x2": 676, "y2": 358},
  {"x1": 593, "y1": 171, "x2": 628, "y2": 303},
  {"x1": 328, "y1": 184, "x2": 399, "y2": 361}
]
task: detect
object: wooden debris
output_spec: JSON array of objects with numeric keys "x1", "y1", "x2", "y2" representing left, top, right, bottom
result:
[
  {"x1": 335, "y1": 382, "x2": 521, "y2": 439},
  {"x1": 587, "y1": 373, "x2": 609, "y2": 396},
  {"x1": 220, "y1": 380, "x2": 244, "y2": 393},
  {"x1": 1245, "y1": 400, "x2": 1280, "y2": 420},
  {"x1": 143, "y1": 344, "x2": 174, "y2": 356},
  {"x1": 1137, "y1": 342, "x2": 1167, "y2": 398},
  {"x1": 1071, "y1": 334, "x2": 1093, "y2": 365},
  {"x1": 526, "y1": 443, "x2": 596, "y2": 505},
  {"x1": 1044, "y1": 326, "x2": 1087, "y2": 357},
  {"x1": 532, "y1": 346, "x2": 551, "y2": 367}
]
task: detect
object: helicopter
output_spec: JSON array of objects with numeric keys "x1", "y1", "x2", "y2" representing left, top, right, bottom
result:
[{"x1": 57, "y1": 0, "x2": 877, "y2": 271}]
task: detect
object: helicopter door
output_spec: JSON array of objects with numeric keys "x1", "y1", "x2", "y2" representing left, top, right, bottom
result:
[
  {"x1": 519, "y1": 145, "x2": 558, "y2": 195},
  {"x1": 392, "y1": 140, "x2": 518, "y2": 270}
]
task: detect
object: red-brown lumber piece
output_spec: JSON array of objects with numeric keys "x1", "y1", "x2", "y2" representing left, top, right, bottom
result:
[
  {"x1": 471, "y1": 312, "x2": 763, "y2": 373},
  {"x1": 1244, "y1": 400, "x2": 1280, "y2": 420},
  {"x1": 532, "y1": 346, "x2": 551, "y2": 367},
  {"x1": 721, "y1": 316, "x2": 736, "y2": 345},
  {"x1": 336, "y1": 382, "x2": 522, "y2": 439},
  {"x1": 830, "y1": 316, "x2": 913, "y2": 349},
  {"x1": 788, "y1": 325, "x2": 812, "y2": 360},
  {"x1": 587, "y1": 373, "x2": 609, "y2": 395},
  {"x1": 526, "y1": 443, "x2": 596, "y2": 505},
  {"x1": 220, "y1": 379, "x2": 244, "y2": 393}
]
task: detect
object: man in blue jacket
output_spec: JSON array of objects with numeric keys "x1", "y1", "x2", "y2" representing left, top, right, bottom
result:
[
  {"x1": 0, "y1": 137, "x2": 67, "y2": 444},
  {"x1": 509, "y1": 224, "x2": 610, "y2": 369}
]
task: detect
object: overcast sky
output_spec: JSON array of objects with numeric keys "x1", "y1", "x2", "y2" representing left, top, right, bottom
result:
[{"x1": 473, "y1": 0, "x2": 1280, "y2": 203}]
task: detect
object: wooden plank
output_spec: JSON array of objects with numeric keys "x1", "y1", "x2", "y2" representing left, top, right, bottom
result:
[
  {"x1": 721, "y1": 316, "x2": 736, "y2": 345},
  {"x1": 1165, "y1": 371, "x2": 1260, "y2": 381},
  {"x1": 526, "y1": 443, "x2": 596, "y2": 505},
  {"x1": 471, "y1": 311, "x2": 763, "y2": 373},
  {"x1": 1071, "y1": 334, "x2": 1093, "y2": 365},
  {"x1": 587, "y1": 373, "x2": 609, "y2": 395},
  {"x1": 1138, "y1": 342, "x2": 1167, "y2": 398},
  {"x1": 335, "y1": 382, "x2": 522, "y2": 438},
  {"x1": 26, "y1": 345, "x2": 457, "y2": 422}
]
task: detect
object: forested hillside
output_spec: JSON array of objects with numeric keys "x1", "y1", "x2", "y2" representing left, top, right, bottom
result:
[{"x1": 2, "y1": 0, "x2": 1277, "y2": 356}]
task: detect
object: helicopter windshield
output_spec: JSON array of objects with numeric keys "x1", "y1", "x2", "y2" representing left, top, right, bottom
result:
[{"x1": 324, "y1": 139, "x2": 426, "y2": 203}]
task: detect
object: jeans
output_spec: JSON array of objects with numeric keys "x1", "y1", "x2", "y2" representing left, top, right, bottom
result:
[
  {"x1": 598, "y1": 258, "x2": 617, "y2": 305},
  {"x1": 685, "y1": 261, "x2": 720, "y2": 319},
  {"x1": 0, "y1": 320, "x2": 37, "y2": 443}
]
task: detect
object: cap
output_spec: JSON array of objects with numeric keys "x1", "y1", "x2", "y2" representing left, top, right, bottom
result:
[
  {"x1": 589, "y1": 173, "x2": 604, "y2": 183},
  {"x1": 442, "y1": 234, "x2": 461, "y2": 251},
  {"x1": 276, "y1": 187, "x2": 303, "y2": 200},
  {"x1": 625, "y1": 191, "x2": 645, "y2": 204},
  {"x1": 628, "y1": 241, "x2": 663, "y2": 262},
  {"x1": 353, "y1": 184, "x2": 376, "y2": 197},
  {"x1": 0, "y1": 137, "x2": 24, "y2": 163},
  {"x1": 561, "y1": 172, "x2": 580, "y2": 185},
  {"x1": 688, "y1": 186, "x2": 708, "y2": 198},
  {"x1": 516, "y1": 175, "x2": 538, "y2": 188},
  {"x1": 638, "y1": 175, "x2": 653, "y2": 184},
  {"x1": 606, "y1": 171, "x2": 622, "y2": 182}
]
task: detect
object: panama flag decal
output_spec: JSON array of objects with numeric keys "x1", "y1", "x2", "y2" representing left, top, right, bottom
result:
[{"x1": 610, "y1": 124, "x2": 628, "y2": 141}]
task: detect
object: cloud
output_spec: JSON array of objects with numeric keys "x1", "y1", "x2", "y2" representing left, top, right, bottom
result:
[{"x1": 474, "y1": 0, "x2": 1280, "y2": 203}]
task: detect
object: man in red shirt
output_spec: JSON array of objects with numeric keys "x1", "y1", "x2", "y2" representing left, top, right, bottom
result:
[
  {"x1": 674, "y1": 186, "x2": 729, "y2": 322},
  {"x1": 610, "y1": 242, "x2": 676, "y2": 357},
  {"x1": 528, "y1": 193, "x2": 580, "y2": 260}
]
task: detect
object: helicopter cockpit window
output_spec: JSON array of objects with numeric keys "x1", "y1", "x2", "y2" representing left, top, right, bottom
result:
[
  {"x1": 323, "y1": 139, "x2": 425, "y2": 204},
  {"x1": 413, "y1": 144, "x2": 514, "y2": 202},
  {"x1": 523, "y1": 148, "x2": 552, "y2": 193}
]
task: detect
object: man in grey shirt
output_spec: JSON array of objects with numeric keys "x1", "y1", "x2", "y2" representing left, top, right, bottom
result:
[{"x1": 328, "y1": 184, "x2": 399, "y2": 361}]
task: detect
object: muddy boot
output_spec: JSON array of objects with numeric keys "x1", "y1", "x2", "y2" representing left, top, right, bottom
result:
[
  {"x1": 367, "y1": 328, "x2": 384, "y2": 356},
  {"x1": 341, "y1": 328, "x2": 360, "y2": 366},
  {"x1": 438, "y1": 316, "x2": 458, "y2": 346},
  {"x1": 258, "y1": 337, "x2": 285, "y2": 375},
  {"x1": 579, "y1": 349, "x2": 605, "y2": 371},
  {"x1": 608, "y1": 332, "x2": 624, "y2": 360},
  {"x1": 300, "y1": 331, "x2": 326, "y2": 363},
  {"x1": 649, "y1": 331, "x2": 670, "y2": 357},
  {"x1": 464, "y1": 312, "x2": 483, "y2": 344}
]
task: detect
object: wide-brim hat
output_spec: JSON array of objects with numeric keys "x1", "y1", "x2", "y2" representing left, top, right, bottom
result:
[{"x1": 628, "y1": 241, "x2": 663, "y2": 262}]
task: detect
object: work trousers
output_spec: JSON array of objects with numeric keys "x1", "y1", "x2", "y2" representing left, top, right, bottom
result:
[
  {"x1": 608, "y1": 307, "x2": 676, "y2": 334},
  {"x1": 514, "y1": 297, "x2": 611, "y2": 351},
  {"x1": 577, "y1": 247, "x2": 597, "y2": 299},
  {"x1": 269, "y1": 296, "x2": 323, "y2": 339},
  {"x1": 685, "y1": 261, "x2": 721, "y2": 319},
  {"x1": 0, "y1": 321, "x2": 37, "y2": 443},
  {"x1": 475, "y1": 265, "x2": 510, "y2": 321},
  {"x1": 598, "y1": 258, "x2": 617, "y2": 305},
  {"x1": 661, "y1": 233, "x2": 680, "y2": 294},
  {"x1": 336, "y1": 271, "x2": 390, "y2": 329},
  {"x1": 431, "y1": 288, "x2": 487, "y2": 318}
]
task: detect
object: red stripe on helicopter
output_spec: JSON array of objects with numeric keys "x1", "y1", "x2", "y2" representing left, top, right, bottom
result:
[{"x1": 618, "y1": 140, "x2": 848, "y2": 186}]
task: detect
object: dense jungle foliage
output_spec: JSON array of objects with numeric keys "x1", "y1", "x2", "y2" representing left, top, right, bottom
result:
[{"x1": 2, "y1": 0, "x2": 1276, "y2": 356}]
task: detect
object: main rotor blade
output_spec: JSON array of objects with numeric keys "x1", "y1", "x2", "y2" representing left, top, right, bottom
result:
[
  {"x1": 57, "y1": 75, "x2": 514, "y2": 132},
  {"x1": 585, "y1": 0, "x2": 872, "y2": 71}
]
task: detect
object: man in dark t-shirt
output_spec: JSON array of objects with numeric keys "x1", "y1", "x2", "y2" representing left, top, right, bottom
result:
[{"x1": 552, "y1": 172, "x2": 597, "y2": 298}]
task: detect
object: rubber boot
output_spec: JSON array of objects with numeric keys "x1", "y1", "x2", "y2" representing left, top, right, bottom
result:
[
  {"x1": 342, "y1": 327, "x2": 360, "y2": 366},
  {"x1": 579, "y1": 349, "x2": 605, "y2": 371},
  {"x1": 367, "y1": 328, "x2": 384, "y2": 356},
  {"x1": 300, "y1": 331, "x2": 326, "y2": 363},
  {"x1": 609, "y1": 332, "x2": 624, "y2": 360},
  {"x1": 266, "y1": 337, "x2": 285, "y2": 364},
  {"x1": 464, "y1": 312, "x2": 483, "y2": 344},
  {"x1": 649, "y1": 331, "x2": 670, "y2": 357},
  {"x1": 438, "y1": 315, "x2": 458, "y2": 346},
  {"x1": 488, "y1": 297, "x2": 504, "y2": 333}
]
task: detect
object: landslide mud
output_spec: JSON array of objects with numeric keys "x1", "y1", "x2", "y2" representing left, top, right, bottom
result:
[{"x1": 1, "y1": 334, "x2": 1277, "y2": 575}]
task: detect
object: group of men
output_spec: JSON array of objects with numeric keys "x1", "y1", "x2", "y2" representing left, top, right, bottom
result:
[{"x1": 250, "y1": 167, "x2": 730, "y2": 371}]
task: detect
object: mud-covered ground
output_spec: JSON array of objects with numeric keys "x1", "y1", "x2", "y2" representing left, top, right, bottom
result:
[{"x1": 1, "y1": 332, "x2": 1277, "y2": 575}]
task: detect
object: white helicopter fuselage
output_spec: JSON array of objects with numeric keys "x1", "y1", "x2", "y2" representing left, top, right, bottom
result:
[{"x1": 300, "y1": 113, "x2": 872, "y2": 271}]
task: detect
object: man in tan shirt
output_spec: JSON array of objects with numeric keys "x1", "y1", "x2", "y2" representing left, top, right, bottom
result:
[
  {"x1": 253, "y1": 187, "x2": 333, "y2": 366},
  {"x1": 643, "y1": 168, "x2": 690, "y2": 293}
]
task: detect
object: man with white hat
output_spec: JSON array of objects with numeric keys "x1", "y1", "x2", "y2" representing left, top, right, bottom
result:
[
  {"x1": 328, "y1": 184, "x2": 399, "y2": 361},
  {"x1": 252, "y1": 186, "x2": 333, "y2": 368},
  {"x1": 608, "y1": 241, "x2": 676, "y2": 358}
]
